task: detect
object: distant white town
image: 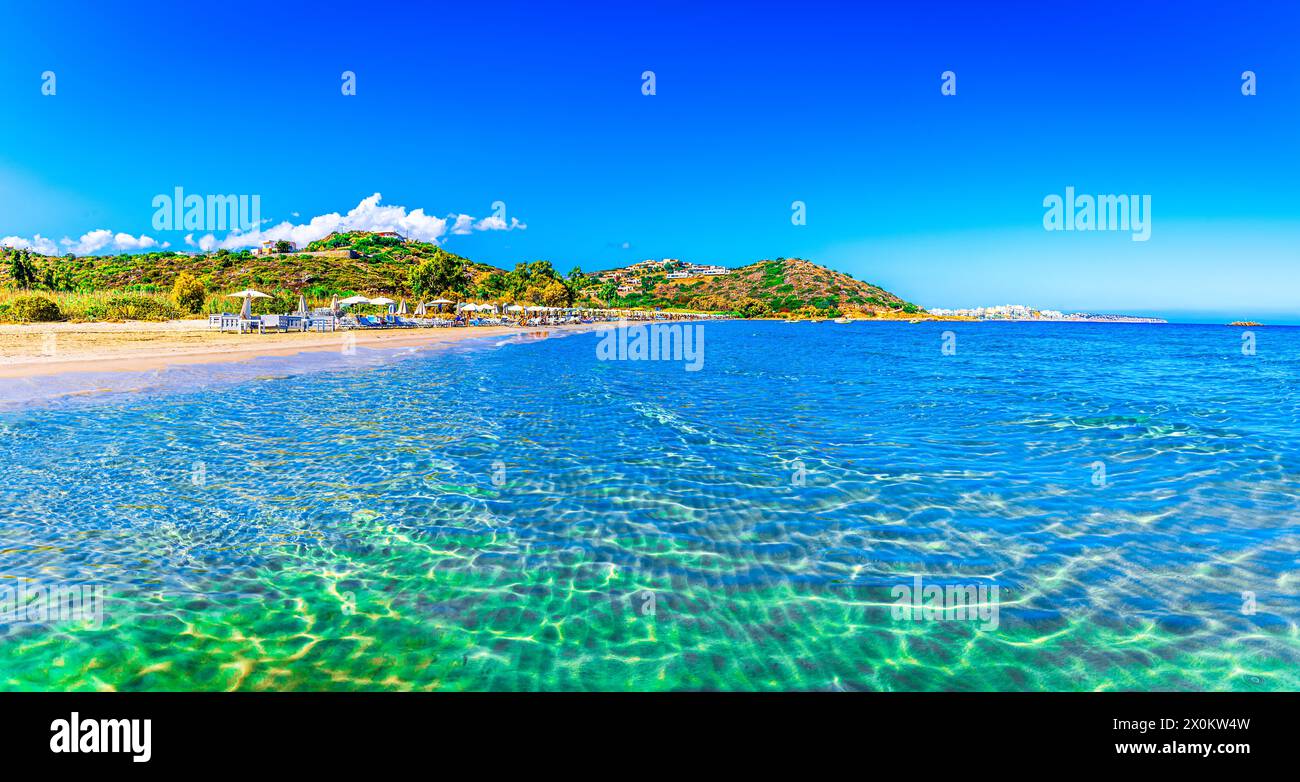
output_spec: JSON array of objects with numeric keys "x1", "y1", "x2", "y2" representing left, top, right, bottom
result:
[{"x1": 926, "y1": 304, "x2": 1167, "y2": 323}]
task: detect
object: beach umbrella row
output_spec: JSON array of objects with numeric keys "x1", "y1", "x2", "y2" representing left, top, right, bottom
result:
[
  {"x1": 223, "y1": 291, "x2": 719, "y2": 322},
  {"x1": 223, "y1": 290, "x2": 490, "y2": 320}
]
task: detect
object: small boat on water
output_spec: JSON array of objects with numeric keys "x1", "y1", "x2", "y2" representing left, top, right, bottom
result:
[
  {"x1": 908, "y1": 318, "x2": 923, "y2": 324},
  {"x1": 834, "y1": 317, "x2": 852, "y2": 324}
]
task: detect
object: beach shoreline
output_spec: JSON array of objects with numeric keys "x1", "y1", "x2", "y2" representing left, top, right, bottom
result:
[{"x1": 0, "y1": 319, "x2": 641, "y2": 379}]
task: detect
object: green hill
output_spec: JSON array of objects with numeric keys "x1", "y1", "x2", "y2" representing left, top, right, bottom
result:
[
  {"x1": 575, "y1": 257, "x2": 922, "y2": 317},
  {"x1": 0, "y1": 232, "x2": 494, "y2": 300},
  {"x1": 0, "y1": 234, "x2": 923, "y2": 320}
]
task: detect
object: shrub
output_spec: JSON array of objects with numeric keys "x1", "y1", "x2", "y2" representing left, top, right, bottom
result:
[
  {"x1": 258, "y1": 292, "x2": 297, "y2": 315},
  {"x1": 6, "y1": 295, "x2": 63, "y2": 322},
  {"x1": 735, "y1": 297, "x2": 771, "y2": 319},
  {"x1": 171, "y1": 273, "x2": 206, "y2": 314},
  {"x1": 98, "y1": 295, "x2": 181, "y2": 322}
]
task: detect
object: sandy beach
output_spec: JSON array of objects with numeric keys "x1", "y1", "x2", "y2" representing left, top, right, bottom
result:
[{"x1": 0, "y1": 319, "x2": 618, "y2": 379}]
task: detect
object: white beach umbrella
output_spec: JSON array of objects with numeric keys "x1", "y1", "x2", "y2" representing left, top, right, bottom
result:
[
  {"x1": 506, "y1": 304, "x2": 523, "y2": 312},
  {"x1": 369, "y1": 296, "x2": 396, "y2": 307},
  {"x1": 414, "y1": 301, "x2": 427, "y2": 316},
  {"x1": 330, "y1": 294, "x2": 340, "y2": 313},
  {"x1": 397, "y1": 299, "x2": 409, "y2": 315},
  {"x1": 296, "y1": 294, "x2": 308, "y2": 316},
  {"x1": 338, "y1": 295, "x2": 371, "y2": 307},
  {"x1": 226, "y1": 289, "x2": 270, "y2": 318}
]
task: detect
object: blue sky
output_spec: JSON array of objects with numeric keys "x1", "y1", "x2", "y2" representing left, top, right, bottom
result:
[{"x1": 1, "y1": 0, "x2": 1297, "y2": 321}]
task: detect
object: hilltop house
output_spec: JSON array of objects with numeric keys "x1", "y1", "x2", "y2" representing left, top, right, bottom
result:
[
  {"x1": 253, "y1": 240, "x2": 297, "y2": 256},
  {"x1": 666, "y1": 263, "x2": 730, "y2": 279}
]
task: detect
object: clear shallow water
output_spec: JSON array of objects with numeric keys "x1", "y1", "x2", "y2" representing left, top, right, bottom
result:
[{"x1": 0, "y1": 321, "x2": 1297, "y2": 691}]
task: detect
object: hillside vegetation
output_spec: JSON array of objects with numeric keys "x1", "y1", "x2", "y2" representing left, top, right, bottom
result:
[
  {"x1": 578, "y1": 258, "x2": 922, "y2": 318},
  {"x1": 0, "y1": 233, "x2": 923, "y2": 321}
]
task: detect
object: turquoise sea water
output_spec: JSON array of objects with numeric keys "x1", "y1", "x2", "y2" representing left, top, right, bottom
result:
[{"x1": 0, "y1": 321, "x2": 1297, "y2": 691}]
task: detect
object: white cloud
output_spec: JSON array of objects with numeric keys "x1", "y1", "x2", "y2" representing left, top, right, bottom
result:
[
  {"x1": 113, "y1": 232, "x2": 158, "y2": 251},
  {"x1": 194, "y1": 193, "x2": 525, "y2": 250},
  {"x1": 56, "y1": 229, "x2": 159, "y2": 255},
  {"x1": 2, "y1": 194, "x2": 525, "y2": 256},
  {"x1": 449, "y1": 214, "x2": 475, "y2": 235},
  {"x1": 474, "y1": 214, "x2": 527, "y2": 232},
  {"x1": 4, "y1": 229, "x2": 157, "y2": 255},
  {"x1": 2, "y1": 234, "x2": 60, "y2": 255},
  {"x1": 64, "y1": 229, "x2": 113, "y2": 254}
]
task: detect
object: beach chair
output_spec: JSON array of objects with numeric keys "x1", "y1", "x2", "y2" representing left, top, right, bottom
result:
[
  {"x1": 310, "y1": 314, "x2": 338, "y2": 332},
  {"x1": 218, "y1": 314, "x2": 251, "y2": 333}
]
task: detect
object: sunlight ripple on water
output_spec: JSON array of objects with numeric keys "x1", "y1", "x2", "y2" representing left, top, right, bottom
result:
[{"x1": 0, "y1": 322, "x2": 1297, "y2": 690}]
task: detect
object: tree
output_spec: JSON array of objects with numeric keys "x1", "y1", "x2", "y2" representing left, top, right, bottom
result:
[
  {"x1": 7, "y1": 250, "x2": 37, "y2": 289},
  {"x1": 539, "y1": 279, "x2": 573, "y2": 307},
  {"x1": 736, "y1": 297, "x2": 771, "y2": 319},
  {"x1": 476, "y1": 272, "x2": 508, "y2": 300},
  {"x1": 274, "y1": 240, "x2": 293, "y2": 254},
  {"x1": 408, "y1": 250, "x2": 467, "y2": 297},
  {"x1": 171, "y1": 272, "x2": 207, "y2": 314}
]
